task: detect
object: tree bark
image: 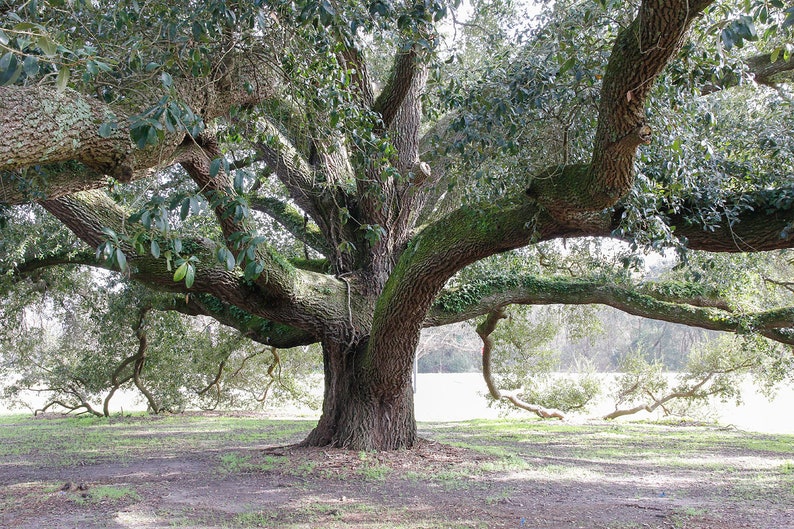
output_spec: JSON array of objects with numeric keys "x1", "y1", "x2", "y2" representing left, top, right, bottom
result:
[{"x1": 302, "y1": 337, "x2": 417, "y2": 450}]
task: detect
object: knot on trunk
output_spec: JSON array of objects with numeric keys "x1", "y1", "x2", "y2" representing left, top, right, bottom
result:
[
  {"x1": 411, "y1": 161, "x2": 431, "y2": 186},
  {"x1": 616, "y1": 123, "x2": 652, "y2": 151}
]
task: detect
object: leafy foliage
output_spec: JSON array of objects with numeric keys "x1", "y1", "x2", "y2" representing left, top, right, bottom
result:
[
  {"x1": 0, "y1": 269, "x2": 320, "y2": 415},
  {"x1": 608, "y1": 334, "x2": 794, "y2": 419},
  {"x1": 486, "y1": 305, "x2": 602, "y2": 413}
]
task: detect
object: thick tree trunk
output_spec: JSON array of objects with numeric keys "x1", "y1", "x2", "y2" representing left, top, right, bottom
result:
[{"x1": 302, "y1": 337, "x2": 417, "y2": 450}]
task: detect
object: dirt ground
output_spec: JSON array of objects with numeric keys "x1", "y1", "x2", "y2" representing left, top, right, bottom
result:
[{"x1": 0, "y1": 413, "x2": 792, "y2": 528}]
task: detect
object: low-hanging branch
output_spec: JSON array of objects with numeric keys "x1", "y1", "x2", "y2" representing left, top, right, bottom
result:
[
  {"x1": 37, "y1": 189, "x2": 353, "y2": 335},
  {"x1": 5, "y1": 249, "x2": 320, "y2": 349},
  {"x1": 475, "y1": 308, "x2": 565, "y2": 420},
  {"x1": 603, "y1": 358, "x2": 757, "y2": 420}
]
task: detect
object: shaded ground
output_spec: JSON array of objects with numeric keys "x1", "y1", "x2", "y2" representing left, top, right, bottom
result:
[{"x1": 0, "y1": 413, "x2": 792, "y2": 528}]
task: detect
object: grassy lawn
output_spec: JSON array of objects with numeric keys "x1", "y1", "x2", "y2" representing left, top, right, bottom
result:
[{"x1": 0, "y1": 413, "x2": 792, "y2": 528}]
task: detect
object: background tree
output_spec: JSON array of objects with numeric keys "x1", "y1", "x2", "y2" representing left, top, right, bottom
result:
[
  {"x1": 2, "y1": 0, "x2": 794, "y2": 449},
  {"x1": 604, "y1": 334, "x2": 793, "y2": 420},
  {"x1": 0, "y1": 268, "x2": 321, "y2": 415}
]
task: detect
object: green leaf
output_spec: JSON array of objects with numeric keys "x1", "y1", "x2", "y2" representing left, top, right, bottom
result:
[
  {"x1": 173, "y1": 238, "x2": 182, "y2": 254},
  {"x1": 233, "y1": 171, "x2": 244, "y2": 192},
  {"x1": 217, "y1": 247, "x2": 235, "y2": 270},
  {"x1": 173, "y1": 261, "x2": 188, "y2": 282},
  {"x1": 784, "y1": 8, "x2": 794, "y2": 30},
  {"x1": 140, "y1": 210, "x2": 152, "y2": 229},
  {"x1": 739, "y1": 16, "x2": 757, "y2": 39},
  {"x1": 180, "y1": 197, "x2": 191, "y2": 220},
  {"x1": 98, "y1": 122, "x2": 116, "y2": 138},
  {"x1": 55, "y1": 67, "x2": 69, "y2": 91},
  {"x1": 133, "y1": 237, "x2": 146, "y2": 255},
  {"x1": 0, "y1": 52, "x2": 13, "y2": 73},
  {"x1": 150, "y1": 240, "x2": 161, "y2": 258},
  {"x1": 37, "y1": 36, "x2": 58, "y2": 57},
  {"x1": 22, "y1": 55, "x2": 38, "y2": 77},
  {"x1": 559, "y1": 57, "x2": 576, "y2": 75},
  {"x1": 244, "y1": 260, "x2": 264, "y2": 281},
  {"x1": 0, "y1": 30, "x2": 8, "y2": 46},
  {"x1": 145, "y1": 125, "x2": 158, "y2": 145},
  {"x1": 0, "y1": 53, "x2": 20, "y2": 86},
  {"x1": 115, "y1": 248, "x2": 128, "y2": 272},
  {"x1": 209, "y1": 157, "x2": 222, "y2": 178},
  {"x1": 161, "y1": 71, "x2": 173, "y2": 88},
  {"x1": 721, "y1": 28, "x2": 735, "y2": 51},
  {"x1": 184, "y1": 263, "x2": 195, "y2": 288}
]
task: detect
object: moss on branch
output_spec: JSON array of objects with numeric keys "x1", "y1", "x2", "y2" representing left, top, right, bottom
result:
[{"x1": 427, "y1": 274, "x2": 794, "y2": 346}]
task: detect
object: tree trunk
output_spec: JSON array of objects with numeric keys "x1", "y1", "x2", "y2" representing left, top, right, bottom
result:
[{"x1": 302, "y1": 337, "x2": 417, "y2": 450}]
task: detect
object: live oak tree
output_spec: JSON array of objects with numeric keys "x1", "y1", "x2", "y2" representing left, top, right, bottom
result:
[{"x1": 3, "y1": 0, "x2": 794, "y2": 449}]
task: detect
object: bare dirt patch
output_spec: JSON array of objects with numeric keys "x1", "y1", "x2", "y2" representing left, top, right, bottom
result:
[{"x1": 0, "y1": 414, "x2": 792, "y2": 528}]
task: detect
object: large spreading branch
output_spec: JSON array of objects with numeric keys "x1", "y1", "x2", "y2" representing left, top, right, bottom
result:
[
  {"x1": 37, "y1": 189, "x2": 351, "y2": 336},
  {"x1": 526, "y1": 0, "x2": 715, "y2": 221},
  {"x1": 0, "y1": 53, "x2": 278, "y2": 205},
  {"x1": 426, "y1": 274, "x2": 794, "y2": 345},
  {"x1": 366, "y1": 171, "x2": 794, "y2": 391},
  {"x1": 5, "y1": 242, "x2": 320, "y2": 348}
]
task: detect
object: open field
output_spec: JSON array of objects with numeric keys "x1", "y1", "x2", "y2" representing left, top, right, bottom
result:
[
  {"x1": 1, "y1": 413, "x2": 792, "y2": 528},
  {"x1": 6, "y1": 373, "x2": 794, "y2": 434}
]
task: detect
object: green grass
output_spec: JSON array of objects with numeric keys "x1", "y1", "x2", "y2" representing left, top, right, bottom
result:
[
  {"x1": 484, "y1": 486, "x2": 515, "y2": 505},
  {"x1": 0, "y1": 414, "x2": 313, "y2": 467},
  {"x1": 233, "y1": 510, "x2": 278, "y2": 527},
  {"x1": 74, "y1": 485, "x2": 140, "y2": 504},
  {"x1": 358, "y1": 462, "x2": 391, "y2": 480},
  {"x1": 219, "y1": 452, "x2": 292, "y2": 474},
  {"x1": 669, "y1": 507, "x2": 708, "y2": 529}
]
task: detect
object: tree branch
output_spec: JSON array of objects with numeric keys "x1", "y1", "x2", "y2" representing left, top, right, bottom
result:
[
  {"x1": 249, "y1": 195, "x2": 332, "y2": 256},
  {"x1": 338, "y1": 45, "x2": 375, "y2": 108},
  {"x1": 476, "y1": 308, "x2": 565, "y2": 420},
  {"x1": 131, "y1": 306, "x2": 162, "y2": 414},
  {"x1": 37, "y1": 189, "x2": 348, "y2": 334},
  {"x1": 3, "y1": 245, "x2": 322, "y2": 349},
  {"x1": 427, "y1": 275, "x2": 794, "y2": 346},
  {"x1": 0, "y1": 53, "x2": 278, "y2": 204},
  {"x1": 747, "y1": 51, "x2": 794, "y2": 87},
  {"x1": 373, "y1": 48, "x2": 421, "y2": 129},
  {"x1": 526, "y1": 0, "x2": 716, "y2": 219},
  {"x1": 250, "y1": 120, "x2": 358, "y2": 263}
]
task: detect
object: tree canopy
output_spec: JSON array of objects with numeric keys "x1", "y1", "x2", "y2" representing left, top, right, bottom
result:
[{"x1": 2, "y1": 0, "x2": 794, "y2": 449}]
